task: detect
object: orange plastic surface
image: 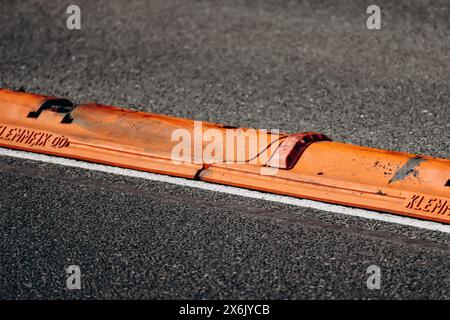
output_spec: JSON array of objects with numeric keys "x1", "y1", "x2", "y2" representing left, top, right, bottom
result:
[
  {"x1": 201, "y1": 142, "x2": 450, "y2": 223},
  {"x1": 0, "y1": 88, "x2": 449, "y2": 223}
]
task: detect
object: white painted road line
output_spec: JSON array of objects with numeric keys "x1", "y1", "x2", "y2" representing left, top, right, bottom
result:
[{"x1": 1, "y1": 146, "x2": 449, "y2": 234}]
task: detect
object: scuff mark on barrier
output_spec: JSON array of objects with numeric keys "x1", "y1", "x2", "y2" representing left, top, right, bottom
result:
[{"x1": 389, "y1": 156, "x2": 426, "y2": 184}]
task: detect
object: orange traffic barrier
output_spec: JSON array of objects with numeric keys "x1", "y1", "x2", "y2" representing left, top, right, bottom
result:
[
  {"x1": 0, "y1": 89, "x2": 284, "y2": 178},
  {"x1": 0, "y1": 88, "x2": 449, "y2": 223}
]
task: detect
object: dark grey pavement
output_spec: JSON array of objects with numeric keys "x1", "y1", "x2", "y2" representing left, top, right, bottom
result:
[{"x1": 0, "y1": 0, "x2": 449, "y2": 299}]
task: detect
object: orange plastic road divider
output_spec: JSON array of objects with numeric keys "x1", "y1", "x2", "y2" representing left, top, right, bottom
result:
[{"x1": 0, "y1": 88, "x2": 449, "y2": 224}]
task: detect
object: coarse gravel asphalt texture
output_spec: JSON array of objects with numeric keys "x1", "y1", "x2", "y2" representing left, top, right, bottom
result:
[{"x1": 0, "y1": 0, "x2": 449, "y2": 299}]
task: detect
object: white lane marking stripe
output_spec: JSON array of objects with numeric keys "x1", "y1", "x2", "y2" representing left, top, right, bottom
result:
[{"x1": 1, "y1": 147, "x2": 449, "y2": 234}]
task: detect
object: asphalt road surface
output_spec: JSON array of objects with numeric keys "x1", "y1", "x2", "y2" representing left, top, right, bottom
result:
[{"x1": 0, "y1": 0, "x2": 449, "y2": 299}]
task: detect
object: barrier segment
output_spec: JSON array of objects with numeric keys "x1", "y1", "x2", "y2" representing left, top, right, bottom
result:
[
  {"x1": 201, "y1": 142, "x2": 450, "y2": 224},
  {"x1": 0, "y1": 89, "x2": 285, "y2": 178},
  {"x1": 0, "y1": 88, "x2": 449, "y2": 223}
]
